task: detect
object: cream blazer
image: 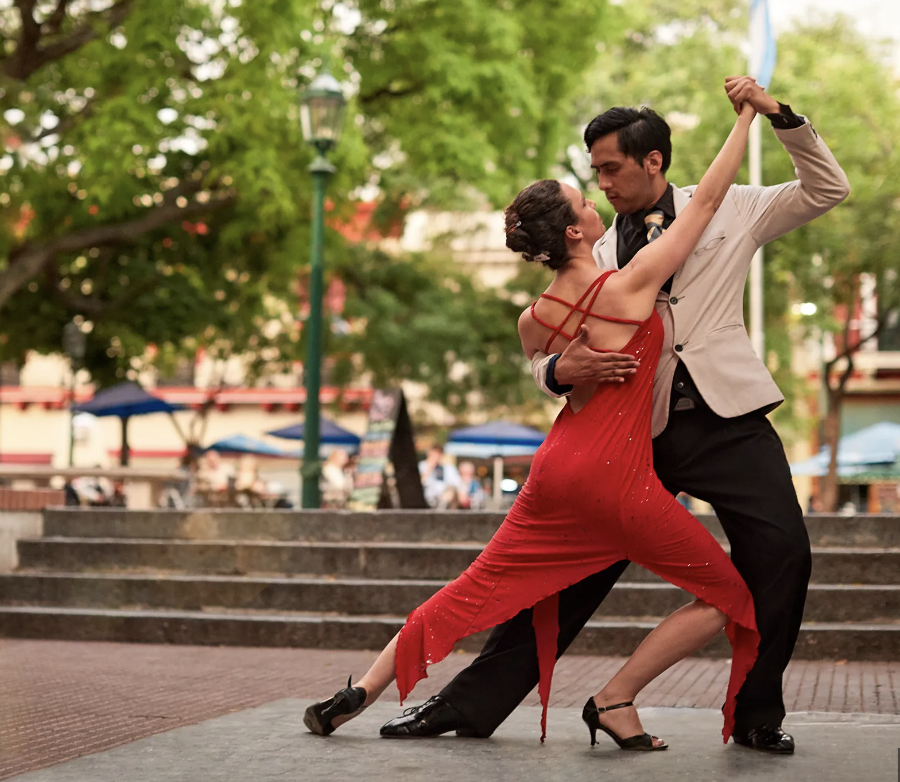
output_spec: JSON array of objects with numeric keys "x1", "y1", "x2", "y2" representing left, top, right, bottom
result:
[{"x1": 531, "y1": 119, "x2": 850, "y2": 438}]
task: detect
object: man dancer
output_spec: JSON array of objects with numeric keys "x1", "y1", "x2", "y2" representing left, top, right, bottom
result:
[{"x1": 380, "y1": 77, "x2": 849, "y2": 753}]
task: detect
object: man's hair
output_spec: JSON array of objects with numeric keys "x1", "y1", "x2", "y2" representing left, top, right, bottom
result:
[{"x1": 583, "y1": 107, "x2": 672, "y2": 173}]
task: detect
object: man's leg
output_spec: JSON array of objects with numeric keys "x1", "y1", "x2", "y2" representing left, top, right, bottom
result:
[
  {"x1": 652, "y1": 407, "x2": 810, "y2": 732},
  {"x1": 439, "y1": 561, "x2": 629, "y2": 737}
]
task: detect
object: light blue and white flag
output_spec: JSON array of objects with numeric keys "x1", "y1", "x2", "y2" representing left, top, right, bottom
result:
[{"x1": 749, "y1": 0, "x2": 777, "y2": 88}]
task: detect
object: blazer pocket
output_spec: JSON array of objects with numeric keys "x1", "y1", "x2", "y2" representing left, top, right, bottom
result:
[
  {"x1": 694, "y1": 234, "x2": 726, "y2": 255},
  {"x1": 707, "y1": 322, "x2": 744, "y2": 336}
]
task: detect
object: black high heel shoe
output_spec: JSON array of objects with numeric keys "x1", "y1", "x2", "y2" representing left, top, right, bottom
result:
[
  {"x1": 582, "y1": 697, "x2": 668, "y2": 751},
  {"x1": 304, "y1": 677, "x2": 368, "y2": 736}
]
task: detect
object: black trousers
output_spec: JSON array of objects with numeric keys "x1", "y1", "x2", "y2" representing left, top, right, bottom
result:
[{"x1": 439, "y1": 405, "x2": 810, "y2": 736}]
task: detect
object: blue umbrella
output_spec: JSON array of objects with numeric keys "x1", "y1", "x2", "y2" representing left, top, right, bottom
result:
[
  {"x1": 205, "y1": 434, "x2": 296, "y2": 458},
  {"x1": 790, "y1": 422, "x2": 900, "y2": 477},
  {"x1": 447, "y1": 421, "x2": 546, "y2": 457},
  {"x1": 447, "y1": 421, "x2": 547, "y2": 502},
  {"x1": 267, "y1": 417, "x2": 361, "y2": 448},
  {"x1": 72, "y1": 382, "x2": 185, "y2": 466},
  {"x1": 73, "y1": 381, "x2": 184, "y2": 418}
]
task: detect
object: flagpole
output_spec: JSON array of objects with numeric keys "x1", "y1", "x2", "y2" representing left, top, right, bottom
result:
[
  {"x1": 747, "y1": 0, "x2": 774, "y2": 361},
  {"x1": 749, "y1": 116, "x2": 765, "y2": 359}
]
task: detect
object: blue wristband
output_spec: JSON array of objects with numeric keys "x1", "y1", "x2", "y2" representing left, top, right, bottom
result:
[{"x1": 546, "y1": 354, "x2": 574, "y2": 395}]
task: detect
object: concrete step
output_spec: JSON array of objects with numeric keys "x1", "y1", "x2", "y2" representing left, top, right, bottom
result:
[
  {"x1": 3, "y1": 572, "x2": 899, "y2": 624},
  {"x1": 16, "y1": 538, "x2": 900, "y2": 584},
  {"x1": 0, "y1": 605, "x2": 895, "y2": 661},
  {"x1": 41, "y1": 508, "x2": 900, "y2": 548},
  {"x1": 41, "y1": 509, "x2": 505, "y2": 545}
]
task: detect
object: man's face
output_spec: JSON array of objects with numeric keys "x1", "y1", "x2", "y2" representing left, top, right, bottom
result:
[{"x1": 590, "y1": 133, "x2": 659, "y2": 216}]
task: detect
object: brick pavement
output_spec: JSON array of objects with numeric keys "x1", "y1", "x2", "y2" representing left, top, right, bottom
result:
[{"x1": 0, "y1": 640, "x2": 897, "y2": 780}]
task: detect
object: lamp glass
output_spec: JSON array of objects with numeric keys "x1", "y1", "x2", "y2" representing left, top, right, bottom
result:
[{"x1": 300, "y1": 71, "x2": 346, "y2": 150}]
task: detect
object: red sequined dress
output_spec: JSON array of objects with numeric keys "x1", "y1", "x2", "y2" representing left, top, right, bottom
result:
[{"x1": 395, "y1": 271, "x2": 759, "y2": 742}]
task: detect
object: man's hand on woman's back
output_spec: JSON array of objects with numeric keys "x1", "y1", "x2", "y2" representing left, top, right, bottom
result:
[{"x1": 554, "y1": 326, "x2": 641, "y2": 386}]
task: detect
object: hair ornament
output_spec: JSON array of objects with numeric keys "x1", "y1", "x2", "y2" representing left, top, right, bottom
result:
[
  {"x1": 506, "y1": 218, "x2": 522, "y2": 235},
  {"x1": 533, "y1": 252, "x2": 550, "y2": 262}
]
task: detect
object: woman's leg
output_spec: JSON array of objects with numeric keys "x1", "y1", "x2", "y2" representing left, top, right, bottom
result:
[
  {"x1": 328, "y1": 633, "x2": 400, "y2": 729},
  {"x1": 618, "y1": 493, "x2": 759, "y2": 743},
  {"x1": 590, "y1": 600, "x2": 726, "y2": 744}
]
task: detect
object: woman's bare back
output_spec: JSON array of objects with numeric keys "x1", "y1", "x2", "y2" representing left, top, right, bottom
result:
[{"x1": 524, "y1": 267, "x2": 655, "y2": 412}]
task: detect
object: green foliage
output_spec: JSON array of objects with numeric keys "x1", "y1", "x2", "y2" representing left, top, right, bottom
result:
[
  {"x1": 346, "y1": 0, "x2": 609, "y2": 208},
  {"x1": 330, "y1": 243, "x2": 542, "y2": 416},
  {"x1": 0, "y1": 0, "x2": 612, "y2": 402},
  {"x1": 0, "y1": 0, "x2": 321, "y2": 381},
  {"x1": 765, "y1": 21, "x2": 900, "y2": 325}
]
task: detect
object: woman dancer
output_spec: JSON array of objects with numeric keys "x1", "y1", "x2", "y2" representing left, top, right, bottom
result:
[{"x1": 305, "y1": 102, "x2": 760, "y2": 750}]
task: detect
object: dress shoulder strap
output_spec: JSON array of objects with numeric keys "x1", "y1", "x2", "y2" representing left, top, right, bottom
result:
[{"x1": 531, "y1": 270, "x2": 643, "y2": 354}]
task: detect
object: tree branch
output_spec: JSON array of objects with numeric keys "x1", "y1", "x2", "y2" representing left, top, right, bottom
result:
[
  {"x1": 359, "y1": 83, "x2": 423, "y2": 105},
  {"x1": 0, "y1": 191, "x2": 236, "y2": 310},
  {"x1": 823, "y1": 311, "x2": 888, "y2": 393},
  {"x1": 15, "y1": 0, "x2": 42, "y2": 63},
  {"x1": 828, "y1": 317, "x2": 887, "y2": 366},
  {"x1": 45, "y1": 0, "x2": 70, "y2": 34},
  {"x1": 836, "y1": 349, "x2": 855, "y2": 395},
  {"x1": 47, "y1": 271, "x2": 159, "y2": 318},
  {"x1": 3, "y1": 0, "x2": 134, "y2": 81},
  {"x1": 31, "y1": 97, "x2": 96, "y2": 142}
]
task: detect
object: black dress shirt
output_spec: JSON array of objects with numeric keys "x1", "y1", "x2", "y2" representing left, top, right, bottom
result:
[
  {"x1": 545, "y1": 105, "x2": 806, "y2": 398},
  {"x1": 613, "y1": 184, "x2": 704, "y2": 411}
]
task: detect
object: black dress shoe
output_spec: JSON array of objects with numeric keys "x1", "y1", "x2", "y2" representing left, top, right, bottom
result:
[
  {"x1": 732, "y1": 724, "x2": 795, "y2": 754},
  {"x1": 380, "y1": 696, "x2": 483, "y2": 739}
]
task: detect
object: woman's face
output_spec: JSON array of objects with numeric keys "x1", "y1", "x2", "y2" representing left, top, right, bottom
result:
[{"x1": 561, "y1": 182, "x2": 605, "y2": 247}]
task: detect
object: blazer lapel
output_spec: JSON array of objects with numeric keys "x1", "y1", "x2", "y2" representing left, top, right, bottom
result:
[
  {"x1": 671, "y1": 184, "x2": 691, "y2": 215},
  {"x1": 670, "y1": 184, "x2": 692, "y2": 290}
]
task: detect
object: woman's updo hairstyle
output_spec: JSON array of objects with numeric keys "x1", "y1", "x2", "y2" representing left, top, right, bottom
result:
[{"x1": 504, "y1": 179, "x2": 578, "y2": 271}]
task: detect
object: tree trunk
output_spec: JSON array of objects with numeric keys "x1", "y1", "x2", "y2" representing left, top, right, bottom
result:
[{"x1": 821, "y1": 387, "x2": 843, "y2": 512}]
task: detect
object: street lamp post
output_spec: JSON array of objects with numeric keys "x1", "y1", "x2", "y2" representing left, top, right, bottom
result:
[
  {"x1": 299, "y1": 68, "x2": 346, "y2": 509},
  {"x1": 62, "y1": 320, "x2": 86, "y2": 467}
]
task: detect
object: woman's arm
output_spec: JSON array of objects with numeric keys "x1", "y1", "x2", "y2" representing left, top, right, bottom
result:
[{"x1": 618, "y1": 103, "x2": 756, "y2": 297}]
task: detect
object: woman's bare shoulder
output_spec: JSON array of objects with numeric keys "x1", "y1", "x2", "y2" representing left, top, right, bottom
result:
[{"x1": 518, "y1": 306, "x2": 542, "y2": 358}]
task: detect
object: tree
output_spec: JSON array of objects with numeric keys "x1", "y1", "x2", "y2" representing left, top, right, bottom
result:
[
  {"x1": 344, "y1": 0, "x2": 611, "y2": 211},
  {"x1": 0, "y1": 1, "x2": 320, "y2": 307},
  {"x1": 330, "y1": 242, "x2": 540, "y2": 418},
  {"x1": 762, "y1": 20, "x2": 900, "y2": 510},
  {"x1": 0, "y1": 0, "x2": 327, "y2": 384},
  {"x1": 0, "y1": 0, "x2": 614, "y2": 403}
]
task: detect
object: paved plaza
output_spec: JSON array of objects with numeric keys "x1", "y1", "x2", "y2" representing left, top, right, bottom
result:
[{"x1": 1, "y1": 640, "x2": 898, "y2": 780}]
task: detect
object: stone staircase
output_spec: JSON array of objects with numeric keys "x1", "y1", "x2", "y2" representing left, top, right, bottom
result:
[{"x1": 0, "y1": 508, "x2": 897, "y2": 659}]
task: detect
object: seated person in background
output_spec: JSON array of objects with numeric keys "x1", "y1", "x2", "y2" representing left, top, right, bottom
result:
[
  {"x1": 455, "y1": 461, "x2": 486, "y2": 510},
  {"x1": 70, "y1": 470, "x2": 114, "y2": 506},
  {"x1": 321, "y1": 448, "x2": 353, "y2": 508},
  {"x1": 418, "y1": 445, "x2": 461, "y2": 509},
  {"x1": 235, "y1": 455, "x2": 267, "y2": 505},
  {"x1": 195, "y1": 451, "x2": 234, "y2": 498}
]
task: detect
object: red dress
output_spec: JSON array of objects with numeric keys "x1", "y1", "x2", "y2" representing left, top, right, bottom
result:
[{"x1": 396, "y1": 271, "x2": 759, "y2": 742}]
